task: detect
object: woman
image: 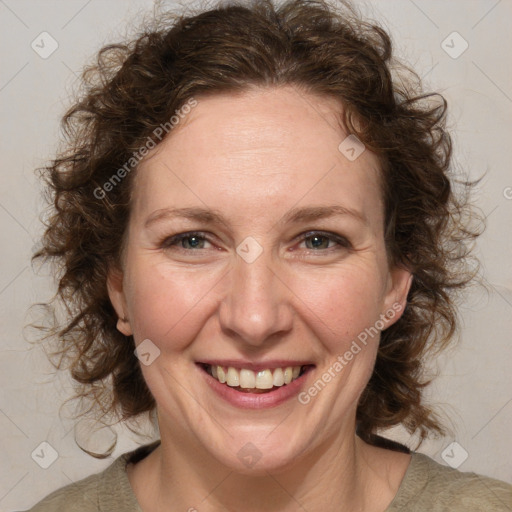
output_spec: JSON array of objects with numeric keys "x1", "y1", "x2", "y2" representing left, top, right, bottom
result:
[{"x1": 27, "y1": 0, "x2": 511, "y2": 510}]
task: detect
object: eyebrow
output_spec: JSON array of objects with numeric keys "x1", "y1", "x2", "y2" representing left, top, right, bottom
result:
[
  {"x1": 144, "y1": 205, "x2": 368, "y2": 229},
  {"x1": 144, "y1": 207, "x2": 226, "y2": 228},
  {"x1": 281, "y1": 205, "x2": 368, "y2": 226}
]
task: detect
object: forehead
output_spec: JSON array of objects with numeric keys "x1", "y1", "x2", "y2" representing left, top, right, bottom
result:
[{"x1": 133, "y1": 86, "x2": 384, "y2": 230}]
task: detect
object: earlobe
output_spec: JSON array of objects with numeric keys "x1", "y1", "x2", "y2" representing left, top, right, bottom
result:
[
  {"x1": 106, "y1": 267, "x2": 133, "y2": 336},
  {"x1": 383, "y1": 267, "x2": 413, "y2": 328},
  {"x1": 115, "y1": 317, "x2": 132, "y2": 336}
]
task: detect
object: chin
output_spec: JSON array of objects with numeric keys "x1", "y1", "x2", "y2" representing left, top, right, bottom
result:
[{"x1": 203, "y1": 425, "x2": 310, "y2": 475}]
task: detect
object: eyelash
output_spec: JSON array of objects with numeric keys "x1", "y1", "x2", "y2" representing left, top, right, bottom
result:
[{"x1": 161, "y1": 230, "x2": 351, "y2": 253}]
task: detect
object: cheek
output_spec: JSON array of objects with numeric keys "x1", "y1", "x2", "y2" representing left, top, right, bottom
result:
[
  {"x1": 124, "y1": 253, "x2": 389, "y2": 360},
  {"x1": 125, "y1": 257, "x2": 221, "y2": 350},
  {"x1": 288, "y1": 263, "x2": 386, "y2": 352}
]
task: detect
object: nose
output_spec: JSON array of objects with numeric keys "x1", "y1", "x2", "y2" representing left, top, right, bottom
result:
[{"x1": 218, "y1": 251, "x2": 293, "y2": 347}]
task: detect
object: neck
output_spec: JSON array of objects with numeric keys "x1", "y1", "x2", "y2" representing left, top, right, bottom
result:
[{"x1": 129, "y1": 415, "x2": 404, "y2": 512}]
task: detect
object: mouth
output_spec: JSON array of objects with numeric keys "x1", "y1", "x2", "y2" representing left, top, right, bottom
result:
[{"x1": 198, "y1": 363, "x2": 315, "y2": 394}]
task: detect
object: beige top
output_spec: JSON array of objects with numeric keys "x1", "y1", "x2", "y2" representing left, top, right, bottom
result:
[{"x1": 24, "y1": 441, "x2": 512, "y2": 511}]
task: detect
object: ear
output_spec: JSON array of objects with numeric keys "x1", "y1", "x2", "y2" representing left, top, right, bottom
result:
[
  {"x1": 107, "y1": 267, "x2": 133, "y2": 336},
  {"x1": 381, "y1": 266, "x2": 412, "y2": 329}
]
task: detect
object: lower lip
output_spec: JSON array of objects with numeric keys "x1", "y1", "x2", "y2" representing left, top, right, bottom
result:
[{"x1": 197, "y1": 364, "x2": 314, "y2": 409}]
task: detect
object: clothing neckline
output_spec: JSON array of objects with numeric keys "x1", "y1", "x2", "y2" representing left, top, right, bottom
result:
[{"x1": 112, "y1": 440, "x2": 430, "y2": 512}]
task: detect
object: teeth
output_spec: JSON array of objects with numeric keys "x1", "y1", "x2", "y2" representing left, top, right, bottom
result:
[
  {"x1": 226, "y1": 367, "x2": 240, "y2": 387},
  {"x1": 255, "y1": 369, "x2": 273, "y2": 389},
  {"x1": 273, "y1": 368, "x2": 284, "y2": 386},
  {"x1": 208, "y1": 365, "x2": 305, "y2": 390},
  {"x1": 239, "y1": 369, "x2": 256, "y2": 388}
]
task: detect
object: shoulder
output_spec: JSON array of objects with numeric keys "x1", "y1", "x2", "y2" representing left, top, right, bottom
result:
[
  {"x1": 388, "y1": 452, "x2": 512, "y2": 511},
  {"x1": 22, "y1": 441, "x2": 160, "y2": 512},
  {"x1": 21, "y1": 470, "x2": 105, "y2": 512}
]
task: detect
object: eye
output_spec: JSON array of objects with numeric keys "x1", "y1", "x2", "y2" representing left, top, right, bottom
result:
[
  {"x1": 296, "y1": 231, "x2": 351, "y2": 252},
  {"x1": 161, "y1": 231, "x2": 213, "y2": 250}
]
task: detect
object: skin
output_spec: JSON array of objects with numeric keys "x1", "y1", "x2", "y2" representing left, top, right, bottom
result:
[{"x1": 108, "y1": 85, "x2": 413, "y2": 511}]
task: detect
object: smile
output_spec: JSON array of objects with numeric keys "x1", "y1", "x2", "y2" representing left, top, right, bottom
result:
[
  {"x1": 203, "y1": 364, "x2": 309, "y2": 393},
  {"x1": 197, "y1": 362, "x2": 315, "y2": 408}
]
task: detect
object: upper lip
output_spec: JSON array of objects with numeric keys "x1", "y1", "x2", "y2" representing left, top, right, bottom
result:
[{"x1": 198, "y1": 360, "x2": 315, "y2": 372}]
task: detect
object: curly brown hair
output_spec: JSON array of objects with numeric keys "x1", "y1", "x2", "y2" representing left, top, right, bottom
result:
[{"x1": 33, "y1": 0, "x2": 480, "y2": 447}]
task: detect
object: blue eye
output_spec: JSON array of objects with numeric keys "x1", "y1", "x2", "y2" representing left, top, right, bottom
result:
[
  {"x1": 162, "y1": 232, "x2": 210, "y2": 250},
  {"x1": 299, "y1": 231, "x2": 350, "y2": 251},
  {"x1": 303, "y1": 234, "x2": 334, "y2": 250},
  {"x1": 160, "y1": 230, "x2": 351, "y2": 254}
]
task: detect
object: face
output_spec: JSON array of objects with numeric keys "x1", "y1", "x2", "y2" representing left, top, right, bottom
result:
[{"x1": 108, "y1": 86, "x2": 411, "y2": 473}]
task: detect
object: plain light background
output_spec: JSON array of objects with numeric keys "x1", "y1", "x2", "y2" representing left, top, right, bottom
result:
[{"x1": 1, "y1": 0, "x2": 511, "y2": 509}]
